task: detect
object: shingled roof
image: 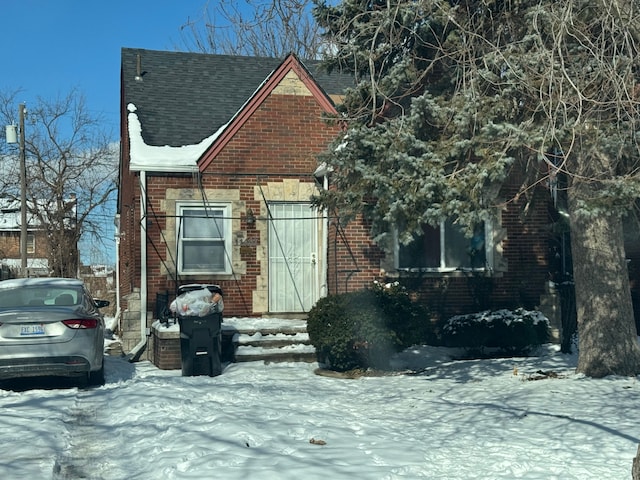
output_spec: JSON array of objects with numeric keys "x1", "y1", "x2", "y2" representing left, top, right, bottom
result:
[{"x1": 121, "y1": 48, "x2": 354, "y2": 148}]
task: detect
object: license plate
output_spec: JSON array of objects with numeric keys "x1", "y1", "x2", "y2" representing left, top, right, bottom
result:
[{"x1": 20, "y1": 324, "x2": 46, "y2": 336}]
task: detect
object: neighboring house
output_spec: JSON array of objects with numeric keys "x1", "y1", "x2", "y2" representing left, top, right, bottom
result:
[
  {"x1": 118, "y1": 48, "x2": 556, "y2": 361},
  {"x1": 79, "y1": 264, "x2": 117, "y2": 318},
  {"x1": 0, "y1": 197, "x2": 77, "y2": 277}
]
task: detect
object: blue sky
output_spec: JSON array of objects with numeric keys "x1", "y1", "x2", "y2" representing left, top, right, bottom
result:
[
  {"x1": 2, "y1": 1, "x2": 210, "y2": 265},
  {"x1": 3, "y1": 1, "x2": 206, "y2": 132}
]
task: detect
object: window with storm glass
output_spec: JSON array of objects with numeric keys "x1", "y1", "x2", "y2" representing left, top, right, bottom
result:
[
  {"x1": 177, "y1": 204, "x2": 230, "y2": 274},
  {"x1": 398, "y1": 219, "x2": 488, "y2": 271}
]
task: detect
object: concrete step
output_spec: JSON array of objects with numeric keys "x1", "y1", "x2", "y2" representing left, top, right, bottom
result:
[
  {"x1": 223, "y1": 318, "x2": 316, "y2": 363},
  {"x1": 234, "y1": 344, "x2": 317, "y2": 363},
  {"x1": 236, "y1": 331, "x2": 311, "y2": 348}
]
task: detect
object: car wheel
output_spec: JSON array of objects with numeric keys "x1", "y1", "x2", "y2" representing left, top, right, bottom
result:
[{"x1": 88, "y1": 362, "x2": 105, "y2": 387}]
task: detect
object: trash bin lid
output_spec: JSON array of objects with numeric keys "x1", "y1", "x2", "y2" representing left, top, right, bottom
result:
[{"x1": 177, "y1": 284, "x2": 223, "y2": 296}]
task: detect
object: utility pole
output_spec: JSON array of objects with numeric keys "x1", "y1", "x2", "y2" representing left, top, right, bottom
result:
[
  {"x1": 19, "y1": 104, "x2": 27, "y2": 277},
  {"x1": 5, "y1": 104, "x2": 28, "y2": 277}
]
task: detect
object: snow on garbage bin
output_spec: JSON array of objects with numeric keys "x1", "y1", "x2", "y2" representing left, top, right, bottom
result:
[{"x1": 170, "y1": 284, "x2": 224, "y2": 377}]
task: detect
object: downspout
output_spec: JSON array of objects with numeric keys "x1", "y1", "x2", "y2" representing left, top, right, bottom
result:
[
  {"x1": 112, "y1": 213, "x2": 122, "y2": 333},
  {"x1": 128, "y1": 170, "x2": 148, "y2": 361},
  {"x1": 315, "y1": 163, "x2": 331, "y2": 299},
  {"x1": 320, "y1": 174, "x2": 329, "y2": 299}
]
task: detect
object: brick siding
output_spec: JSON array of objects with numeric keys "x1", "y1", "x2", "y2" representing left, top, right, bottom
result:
[{"x1": 119, "y1": 64, "x2": 555, "y2": 363}]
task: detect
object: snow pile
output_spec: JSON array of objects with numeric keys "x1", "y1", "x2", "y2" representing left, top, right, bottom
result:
[{"x1": 0, "y1": 339, "x2": 638, "y2": 479}]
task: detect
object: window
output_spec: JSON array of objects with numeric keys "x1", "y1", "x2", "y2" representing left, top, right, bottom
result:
[
  {"x1": 398, "y1": 219, "x2": 491, "y2": 271},
  {"x1": 26, "y1": 234, "x2": 35, "y2": 254},
  {"x1": 177, "y1": 203, "x2": 231, "y2": 275},
  {"x1": 21, "y1": 233, "x2": 35, "y2": 254}
]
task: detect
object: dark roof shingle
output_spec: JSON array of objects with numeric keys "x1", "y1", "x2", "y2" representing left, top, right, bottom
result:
[{"x1": 121, "y1": 48, "x2": 353, "y2": 147}]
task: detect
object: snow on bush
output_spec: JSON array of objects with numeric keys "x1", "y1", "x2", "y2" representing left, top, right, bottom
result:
[
  {"x1": 441, "y1": 308, "x2": 550, "y2": 357},
  {"x1": 307, "y1": 282, "x2": 432, "y2": 371}
]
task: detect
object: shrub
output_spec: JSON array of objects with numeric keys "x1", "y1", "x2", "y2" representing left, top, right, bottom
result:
[
  {"x1": 307, "y1": 282, "x2": 432, "y2": 371},
  {"x1": 441, "y1": 308, "x2": 549, "y2": 357}
]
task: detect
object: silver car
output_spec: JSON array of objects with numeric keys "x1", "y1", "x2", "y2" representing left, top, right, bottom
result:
[{"x1": 0, "y1": 277, "x2": 109, "y2": 387}]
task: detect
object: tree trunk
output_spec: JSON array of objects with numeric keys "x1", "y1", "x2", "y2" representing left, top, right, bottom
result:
[
  {"x1": 634, "y1": 444, "x2": 640, "y2": 480},
  {"x1": 568, "y1": 187, "x2": 640, "y2": 377}
]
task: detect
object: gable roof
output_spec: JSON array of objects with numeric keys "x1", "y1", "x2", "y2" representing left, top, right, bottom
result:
[
  {"x1": 121, "y1": 48, "x2": 353, "y2": 150},
  {"x1": 197, "y1": 53, "x2": 343, "y2": 171}
]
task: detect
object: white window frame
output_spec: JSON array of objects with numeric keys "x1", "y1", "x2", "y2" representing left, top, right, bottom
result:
[
  {"x1": 396, "y1": 220, "x2": 494, "y2": 273},
  {"x1": 25, "y1": 233, "x2": 35, "y2": 254},
  {"x1": 176, "y1": 202, "x2": 232, "y2": 275}
]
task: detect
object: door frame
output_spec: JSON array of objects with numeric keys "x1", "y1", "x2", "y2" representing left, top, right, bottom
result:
[{"x1": 267, "y1": 202, "x2": 319, "y2": 313}]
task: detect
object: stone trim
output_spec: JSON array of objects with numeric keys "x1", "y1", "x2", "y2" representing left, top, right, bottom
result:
[
  {"x1": 252, "y1": 179, "x2": 322, "y2": 312},
  {"x1": 161, "y1": 188, "x2": 246, "y2": 280}
]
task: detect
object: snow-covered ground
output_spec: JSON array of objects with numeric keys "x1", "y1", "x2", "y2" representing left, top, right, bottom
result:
[{"x1": 0, "y1": 319, "x2": 638, "y2": 479}]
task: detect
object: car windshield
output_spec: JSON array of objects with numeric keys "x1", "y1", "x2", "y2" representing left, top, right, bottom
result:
[{"x1": 0, "y1": 286, "x2": 81, "y2": 308}]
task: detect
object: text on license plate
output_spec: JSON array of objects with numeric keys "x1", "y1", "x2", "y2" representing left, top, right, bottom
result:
[{"x1": 20, "y1": 324, "x2": 46, "y2": 336}]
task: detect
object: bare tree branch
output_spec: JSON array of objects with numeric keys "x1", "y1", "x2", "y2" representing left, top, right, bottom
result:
[
  {"x1": 0, "y1": 89, "x2": 118, "y2": 276},
  {"x1": 179, "y1": 0, "x2": 326, "y2": 58}
]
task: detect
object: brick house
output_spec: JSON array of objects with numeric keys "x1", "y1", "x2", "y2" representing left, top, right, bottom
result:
[
  {"x1": 118, "y1": 48, "x2": 558, "y2": 363},
  {"x1": 0, "y1": 198, "x2": 78, "y2": 278}
]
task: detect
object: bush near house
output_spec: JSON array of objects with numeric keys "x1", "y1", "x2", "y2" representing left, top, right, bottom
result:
[
  {"x1": 307, "y1": 282, "x2": 433, "y2": 371},
  {"x1": 440, "y1": 308, "x2": 549, "y2": 357}
]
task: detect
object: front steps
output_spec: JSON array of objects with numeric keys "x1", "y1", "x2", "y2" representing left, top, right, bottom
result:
[{"x1": 222, "y1": 318, "x2": 317, "y2": 363}]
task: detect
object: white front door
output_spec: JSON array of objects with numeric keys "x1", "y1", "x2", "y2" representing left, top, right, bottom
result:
[{"x1": 268, "y1": 203, "x2": 318, "y2": 312}]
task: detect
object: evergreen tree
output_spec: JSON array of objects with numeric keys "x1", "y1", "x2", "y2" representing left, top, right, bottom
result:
[{"x1": 313, "y1": 0, "x2": 640, "y2": 377}]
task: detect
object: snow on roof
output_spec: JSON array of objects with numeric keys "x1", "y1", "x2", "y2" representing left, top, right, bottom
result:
[
  {"x1": 127, "y1": 103, "x2": 229, "y2": 173},
  {"x1": 0, "y1": 197, "x2": 72, "y2": 230},
  {"x1": 0, "y1": 199, "x2": 28, "y2": 231},
  {"x1": 0, "y1": 209, "x2": 23, "y2": 230}
]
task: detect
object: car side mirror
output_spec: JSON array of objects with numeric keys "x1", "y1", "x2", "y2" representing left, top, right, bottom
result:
[{"x1": 94, "y1": 299, "x2": 110, "y2": 309}]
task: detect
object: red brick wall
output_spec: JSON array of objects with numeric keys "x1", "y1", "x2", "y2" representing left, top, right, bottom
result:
[
  {"x1": 326, "y1": 215, "x2": 385, "y2": 295},
  {"x1": 0, "y1": 230, "x2": 49, "y2": 260},
  {"x1": 323, "y1": 167, "x2": 551, "y2": 320},
  {"x1": 121, "y1": 84, "x2": 552, "y2": 331},
  {"x1": 0, "y1": 232, "x2": 23, "y2": 259},
  {"x1": 494, "y1": 184, "x2": 550, "y2": 309},
  {"x1": 0, "y1": 230, "x2": 56, "y2": 278},
  {"x1": 152, "y1": 333, "x2": 181, "y2": 370},
  {"x1": 123, "y1": 91, "x2": 344, "y2": 319},
  {"x1": 388, "y1": 183, "x2": 551, "y2": 320},
  {"x1": 117, "y1": 93, "x2": 140, "y2": 304},
  {"x1": 208, "y1": 94, "x2": 337, "y2": 175}
]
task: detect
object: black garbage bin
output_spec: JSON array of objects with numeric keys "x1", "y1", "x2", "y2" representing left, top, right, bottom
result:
[{"x1": 175, "y1": 284, "x2": 223, "y2": 377}]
